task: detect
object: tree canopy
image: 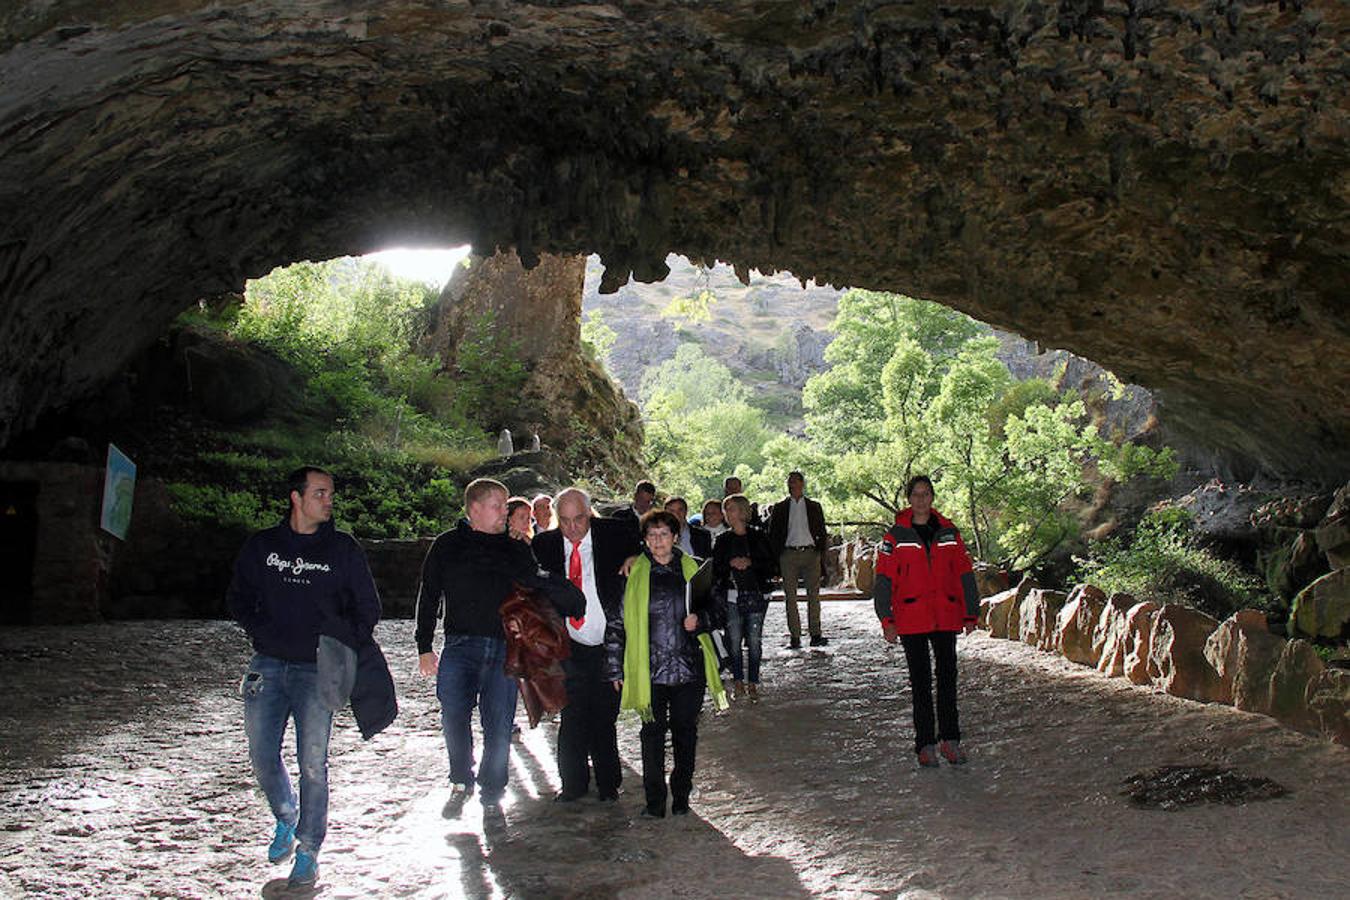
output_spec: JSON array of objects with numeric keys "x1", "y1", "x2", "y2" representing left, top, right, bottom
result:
[{"x1": 754, "y1": 290, "x2": 1175, "y2": 568}]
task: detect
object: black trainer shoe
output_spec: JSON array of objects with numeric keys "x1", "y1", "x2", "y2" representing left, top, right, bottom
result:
[
  {"x1": 442, "y1": 782, "x2": 474, "y2": 819},
  {"x1": 788, "y1": 636, "x2": 801, "y2": 650},
  {"x1": 809, "y1": 635, "x2": 829, "y2": 647}
]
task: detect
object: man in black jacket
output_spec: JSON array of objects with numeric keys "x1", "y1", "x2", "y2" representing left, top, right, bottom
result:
[
  {"x1": 415, "y1": 478, "x2": 584, "y2": 815},
  {"x1": 766, "y1": 471, "x2": 830, "y2": 648},
  {"x1": 610, "y1": 479, "x2": 656, "y2": 534},
  {"x1": 664, "y1": 496, "x2": 713, "y2": 559},
  {"x1": 228, "y1": 466, "x2": 380, "y2": 888},
  {"x1": 533, "y1": 488, "x2": 640, "y2": 802}
]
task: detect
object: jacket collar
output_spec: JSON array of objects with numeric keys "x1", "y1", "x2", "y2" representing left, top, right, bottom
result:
[{"x1": 895, "y1": 507, "x2": 953, "y2": 529}]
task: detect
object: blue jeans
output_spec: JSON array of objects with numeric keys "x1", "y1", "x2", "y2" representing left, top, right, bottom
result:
[
  {"x1": 436, "y1": 635, "x2": 518, "y2": 802},
  {"x1": 724, "y1": 606, "x2": 766, "y2": 684},
  {"x1": 241, "y1": 654, "x2": 333, "y2": 853}
]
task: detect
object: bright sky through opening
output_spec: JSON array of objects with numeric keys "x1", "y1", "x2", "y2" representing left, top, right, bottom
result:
[{"x1": 366, "y1": 246, "x2": 471, "y2": 288}]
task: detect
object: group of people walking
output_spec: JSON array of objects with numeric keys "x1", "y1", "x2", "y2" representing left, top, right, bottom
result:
[{"x1": 226, "y1": 466, "x2": 979, "y2": 887}]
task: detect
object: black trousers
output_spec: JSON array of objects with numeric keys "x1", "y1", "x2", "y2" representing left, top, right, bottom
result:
[
  {"x1": 900, "y1": 631, "x2": 960, "y2": 753},
  {"x1": 639, "y1": 681, "x2": 704, "y2": 812},
  {"x1": 558, "y1": 641, "x2": 622, "y2": 797}
]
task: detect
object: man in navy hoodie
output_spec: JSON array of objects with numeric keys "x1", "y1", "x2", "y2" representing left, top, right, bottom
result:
[{"x1": 228, "y1": 466, "x2": 381, "y2": 888}]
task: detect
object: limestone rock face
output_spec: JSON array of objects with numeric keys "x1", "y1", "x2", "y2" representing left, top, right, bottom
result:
[
  {"x1": 1147, "y1": 605, "x2": 1227, "y2": 703},
  {"x1": 1267, "y1": 531, "x2": 1330, "y2": 604},
  {"x1": 827, "y1": 536, "x2": 875, "y2": 593},
  {"x1": 1268, "y1": 639, "x2": 1327, "y2": 734},
  {"x1": 1057, "y1": 584, "x2": 1107, "y2": 667},
  {"x1": 770, "y1": 323, "x2": 832, "y2": 389},
  {"x1": 1093, "y1": 593, "x2": 1138, "y2": 678},
  {"x1": 1203, "y1": 610, "x2": 1285, "y2": 715},
  {"x1": 1306, "y1": 669, "x2": 1350, "y2": 746},
  {"x1": 980, "y1": 587, "x2": 1017, "y2": 638},
  {"x1": 1316, "y1": 519, "x2": 1350, "y2": 571},
  {"x1": 972, "y1": 562, "x2": 1009, "y2": 600},
  {"x1": 1123, "y1": 601, "x2": 1163, "y2": 685},
  {"x1": 1316, "y1": 483, "x2": 1350, "y2": 568},
  {"x1": 0, "y1": 2, "x2": 1348, "y2": 480},
  {"x1": 1289, "y1": 568, "x2": 1350, "y2": 641},
  {"x1": 425, "y1": 251, "x2": 644, "y2": 483},
  {"x1": 854, "y1": 554, "x2": 876, "y2": 597},
  {"x1": 1019, "y1": 588, "x2": 1068, "y2": 652},
  {"x1": 1005, "y1": 578, "x2": 1041, "y2": 643}
]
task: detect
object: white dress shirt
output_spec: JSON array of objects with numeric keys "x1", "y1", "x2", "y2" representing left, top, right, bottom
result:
[
  {"x1": 785, "y1": 496, "x2": 815, "y2": 548},
  {"x1": 677, "y1": 523, "x2": 696, "y2": 557},
  {"x1": 564, "y1": 530, "x2": 607, "y2": 645}
]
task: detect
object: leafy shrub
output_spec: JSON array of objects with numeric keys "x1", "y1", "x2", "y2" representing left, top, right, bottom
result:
[
  {"x1": 1074, "y1": 508, "x2": 1273, "y2": 620},
  {"x1": 167, "y1": 483, "x2": 279, "y2": 532}
]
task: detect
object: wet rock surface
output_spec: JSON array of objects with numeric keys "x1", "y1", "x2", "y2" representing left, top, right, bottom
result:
[
  {"x1": 1, "y1": 2, "x2": 1348, "y2": 478},
  {"x1": 2, "y1": 602, "x2": 1348, "y2": 898},
  {"x1": 1119, "y1": 765, "x2": 1288, "y2": 811}
]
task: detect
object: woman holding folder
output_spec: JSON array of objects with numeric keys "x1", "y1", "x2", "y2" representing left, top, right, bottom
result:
[{"x1": 608, "y1": 508, "x2": 727, "y2": 817}]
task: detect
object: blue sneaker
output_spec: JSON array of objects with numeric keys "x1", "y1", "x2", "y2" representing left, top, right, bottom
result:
[
  {"x1": 267, "y1": 820, "x2": 296, "y2": 863},
  {"x1": 288, "y1": 849, "x2": 319, "y2": 886}
]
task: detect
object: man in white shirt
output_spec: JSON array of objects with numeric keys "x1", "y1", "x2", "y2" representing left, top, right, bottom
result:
[
  {"x1": 531, "y1": 493, "x2": 553, "y2": 535},
  {"x1": 767, "y1": 471, "x2": 830, "y2": 648},
  {"x1": 532, "y1": 488, "x2": 640, "y2": 802},
  {"x1": 664, "y1": 496, "x2": 713, "y2": 559}
]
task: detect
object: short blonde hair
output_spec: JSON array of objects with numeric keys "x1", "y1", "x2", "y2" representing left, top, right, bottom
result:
[
  {"x1": 723, "y1": 493, "x2": 751, "y2": 517},
  {"x1": 464, "y1": 478, "x2": 508, "y2": 508}
]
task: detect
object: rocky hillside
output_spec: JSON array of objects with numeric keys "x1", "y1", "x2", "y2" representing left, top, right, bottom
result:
[
  {"x1": 582, "y1": 254, "x2": 840, "y2": 430},
  {"x1": 585, "y1": 254, "x2": 1165, "y2": 446},
  {"x1": 427, "y1": 251, "x2": 645, "y2": 487}
]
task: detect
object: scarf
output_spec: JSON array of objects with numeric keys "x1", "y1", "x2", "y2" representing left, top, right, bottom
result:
[{"x1": 620, "y1": 553, "x2": 728, "y2": 722}]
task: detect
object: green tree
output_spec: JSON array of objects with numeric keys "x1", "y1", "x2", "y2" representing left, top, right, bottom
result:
[
  {"x1": 640, "y1": 343, "x2": 748, "y2": 410},
  {"x1": 773, "y1": 290, "x2": 1175, "y2": 568},
  {"x1": 581, "y1": 309, "x2": 618, "y2": 372},
  {"x1": 639, "y1": 345, "x2": 773, "y2": 503},
  {"x1": 661, "y1": 288, "x2": 717, "y2": 325},
  {"x1": 803, "y1": 289, "x2": 985, "y2": 454}
]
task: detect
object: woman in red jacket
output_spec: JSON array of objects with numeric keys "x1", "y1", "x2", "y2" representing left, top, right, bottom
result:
[{"x1": 872, "y1": 475, "x2": 979, "y2": 767}]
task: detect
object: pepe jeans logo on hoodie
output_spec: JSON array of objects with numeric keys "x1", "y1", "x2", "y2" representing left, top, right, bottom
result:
[{"x1": 266, "y1": 552, "x2": 332, "y2": 586}]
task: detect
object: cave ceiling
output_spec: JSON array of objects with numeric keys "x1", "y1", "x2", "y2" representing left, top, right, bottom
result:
[{"x1": 0, "y1": 1, "x2": 1346, "y2": 478}]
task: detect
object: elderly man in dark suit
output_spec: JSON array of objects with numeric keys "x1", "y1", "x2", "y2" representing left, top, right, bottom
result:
[
  {"x1": 766, "y1": 471, "x2": 830, "y2": 649},
  {"x1": 533, "y1": 488, "x2": 640, "y2": 802}
]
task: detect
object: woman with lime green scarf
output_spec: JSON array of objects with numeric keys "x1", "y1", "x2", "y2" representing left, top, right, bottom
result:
[{"x1": 608, "y1": 508, "x2": 727, "y2": 818}]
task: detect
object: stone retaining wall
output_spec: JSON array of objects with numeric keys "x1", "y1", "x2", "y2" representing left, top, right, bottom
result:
[{"x1": 980, "y1": 583, "x2": 1347, "y2": 746}]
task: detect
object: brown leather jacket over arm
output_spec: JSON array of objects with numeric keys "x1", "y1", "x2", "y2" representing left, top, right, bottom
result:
[{"x1": 500, "y1": 586, "x2": 572, "y2": 727}]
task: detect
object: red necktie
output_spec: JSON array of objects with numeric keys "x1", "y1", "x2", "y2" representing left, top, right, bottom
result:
[{"x1": 568, "y1": 542, "x2": 585, "y2": 630}]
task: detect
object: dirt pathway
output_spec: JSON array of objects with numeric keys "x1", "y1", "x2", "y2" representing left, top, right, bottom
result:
[{"x1": 0, "y1": 602, "x2": 1344, "y2": 898}]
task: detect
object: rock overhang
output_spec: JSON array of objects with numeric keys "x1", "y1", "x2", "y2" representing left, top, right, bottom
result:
[{"x1": 0, "y1": 0, "x2": 1346, "y2": 478}]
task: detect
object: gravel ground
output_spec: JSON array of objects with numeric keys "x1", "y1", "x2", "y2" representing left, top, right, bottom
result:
[{"x1": 0, "y1": 601, "x2": 1345, "y2": 899}]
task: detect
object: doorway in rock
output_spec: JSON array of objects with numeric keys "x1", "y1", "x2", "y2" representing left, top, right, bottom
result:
[{"x1": 0, "y1": 481, "x2": 39, "y2": 624}]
